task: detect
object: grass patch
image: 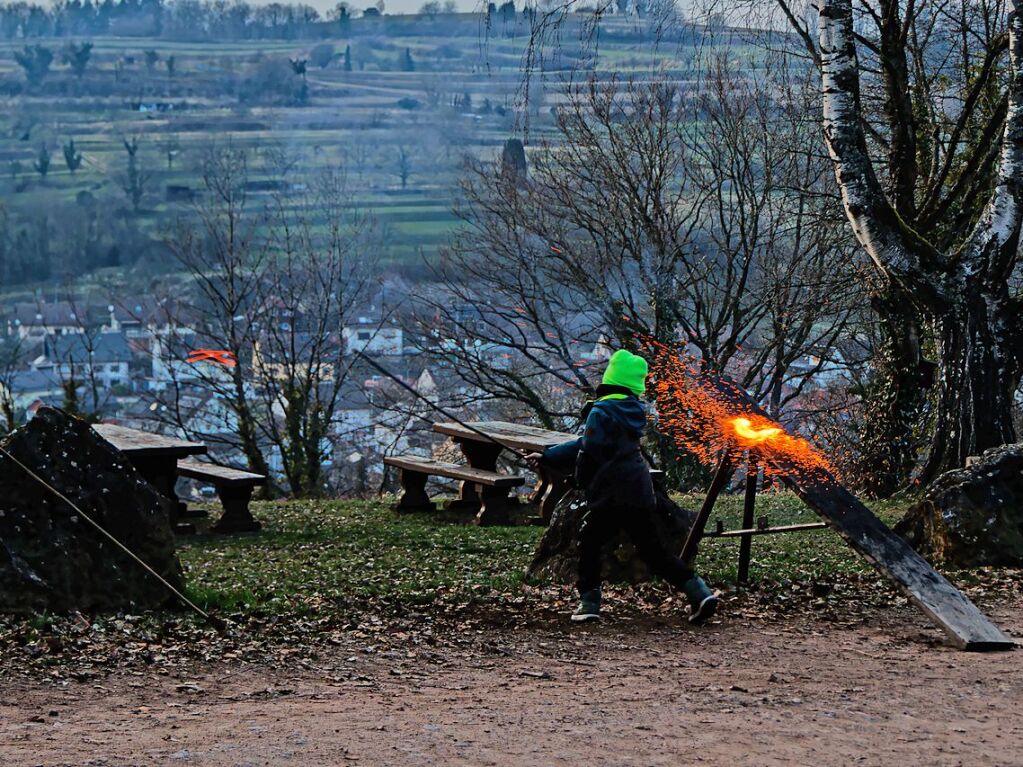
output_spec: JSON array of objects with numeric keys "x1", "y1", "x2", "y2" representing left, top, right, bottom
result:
[
  {"x1": 163, "y1": 490, "x2": 1023, "y2": 631},
  {"x1": 178, "y1": 498, "x2": 541, "y2": 616},
  {"x1": 175, "y1": 492, "x2": 921, "y2": 622}
]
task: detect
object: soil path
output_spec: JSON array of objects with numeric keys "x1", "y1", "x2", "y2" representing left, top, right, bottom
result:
[{"x1": 3, "y1": 601, "x2": 1022, "y2": 766}]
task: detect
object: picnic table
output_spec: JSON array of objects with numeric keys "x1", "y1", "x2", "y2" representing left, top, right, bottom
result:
[
  {"x1": 432, "y1": 420, "x2": 577, "y2": 523},
  {"x1": 93, "y1": 423, "x2": 206, "y2": 530}
]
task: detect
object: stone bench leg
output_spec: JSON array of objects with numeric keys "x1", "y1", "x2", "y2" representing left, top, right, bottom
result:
[
  {"x1": 394, "y1": 469, "x2": 436, "y2": 513},
  {"x1": 446, "y1": 478, "x2": 481, "y2": 512},
  {"x1": 211, "y1": 485, "x2": 262, "y2": 533},
  {"x1": 133, "y1": 455, "x2": 196, "y2": 533},
  {"x1": 448, "y1": 439, "x2": 503, "y2": 513},
  {"x1": 474, "y1": 485, "x2": 513, "y2": 526}
]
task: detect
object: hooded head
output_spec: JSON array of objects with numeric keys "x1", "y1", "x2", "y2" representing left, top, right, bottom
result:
[{"x1": 601, "y1": 349, "x2": 648, "y2": 396}]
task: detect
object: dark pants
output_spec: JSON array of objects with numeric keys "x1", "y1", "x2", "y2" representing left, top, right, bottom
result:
[{"x1": 576, "y1": 499, "x2": 694, "y2": 594}]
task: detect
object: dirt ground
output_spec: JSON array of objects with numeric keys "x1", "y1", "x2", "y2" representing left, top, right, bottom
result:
[{"x1": 3, "y1": 600, "x2": 1023, "y2": 767}]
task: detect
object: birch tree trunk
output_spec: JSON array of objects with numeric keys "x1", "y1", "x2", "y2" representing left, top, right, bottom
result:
[{"x1": 817, "y1": 0, "x2": 1023, "y2": 481}]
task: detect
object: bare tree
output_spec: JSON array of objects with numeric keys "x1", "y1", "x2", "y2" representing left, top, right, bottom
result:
[
  {"x1": 396, "y1": 145, "x2": 412, "y2": 189},
  {"x1": 61, "y1": 41, "x2": 92, "y2": 78},
  {"x1": 250, "y1": 170, "x2": 377, "y2": 497},
  {"x1": 63, "y1": 139, "x2": 83, "y2": 174},
  {"x1": 419, "y1": 1, "x2": 441, "y2": 20},
  {"x1": 121, "y1": 136, "x2": 151, "y2": 214},
  {"x1": 160, "y1": 148, "x2": 273, "y2": 482},
  {"x1": 157, "y1": 149, "x2": 378, "y2": 497},
  {"x1": 0, "y1": 333, "x2": 26, "y2": 433},
  {"x1": 44, "y1": 291, "x2": 114, "y2": 421},
  {"x1": 14, "y1": 44, "x2": 53, "y2": 86},
  {"x1": 684, "y1": 57, "x2": 860, "y2": 417},
  {"x1": 33, "y1": 144, "x2": 50, "y2": 178},
  {"x1": 732, "y1": 0, "x2": 1023, "y2": 486},
  {"x1": 416, "y1": 69, "x2": 857, "y2": 479}
]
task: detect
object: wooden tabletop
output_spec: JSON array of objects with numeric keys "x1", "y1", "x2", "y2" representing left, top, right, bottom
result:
[
  {"x1": 433, "y1": 420, "x2": 577, "y2": 453},
  {"x1": 93, "y1": 423, "x2": 207, "y2": 459}
]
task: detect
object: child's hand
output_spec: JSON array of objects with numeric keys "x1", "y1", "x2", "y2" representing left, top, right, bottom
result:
[{"x1": 525, "y1": 452, "x2": 544, "y2": 470}]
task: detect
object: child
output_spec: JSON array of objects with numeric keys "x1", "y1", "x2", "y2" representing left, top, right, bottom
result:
[{"x1": 528, "y1": 350, "x2": 718, "y2": 624}]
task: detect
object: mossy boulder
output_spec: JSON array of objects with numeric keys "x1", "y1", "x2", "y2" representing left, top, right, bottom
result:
[
  {"x1": 0, "y1": 407, "x2": 183, "y2": 613},
  {"x1": 528, "y1": 487, "x2": 695, "y2": 584},
  {"x1": 896, "y1": 443, "x2": 1023, "y2": 567}
]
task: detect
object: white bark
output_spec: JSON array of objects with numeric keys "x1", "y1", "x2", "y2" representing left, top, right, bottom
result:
[
  {"x1": 962, "y1": 3, "x2": 1023, "y2": 282},
  {"x1": 817, "y1": 0, "x2": 919, "y2": 280}
]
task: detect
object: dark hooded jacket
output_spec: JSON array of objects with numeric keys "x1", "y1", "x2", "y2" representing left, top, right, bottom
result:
[{"x1": 542, "y1": 394, "x2": 655, "y2": 510}]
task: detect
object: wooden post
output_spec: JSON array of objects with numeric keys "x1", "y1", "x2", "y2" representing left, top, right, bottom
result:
[
  {"x1": 737, "y1": 457, "x2": 758, "y2": 585},
  {"x1": 680, "y1": 450, "x2": 734, "y2": 564}
]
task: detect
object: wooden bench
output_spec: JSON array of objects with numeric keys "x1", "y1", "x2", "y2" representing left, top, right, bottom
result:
[
  {"x1": 384, "y1": 455, "x2": 526, "y2": 526},
  {"x1": 431, "y1": 421, "x2": 668, "y2": 524},
  {"x1": 177, "y1": 458, "x2": 266, "y2": 533}
]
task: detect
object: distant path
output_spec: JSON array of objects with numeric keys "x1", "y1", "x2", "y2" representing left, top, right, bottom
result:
[{"x1": 2, "y1": 603, "x2": 1022, "y2": 766}]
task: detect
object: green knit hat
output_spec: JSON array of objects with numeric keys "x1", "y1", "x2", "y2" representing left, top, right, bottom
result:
[{"x1": 602, "y1": 349, "x2": 648, "y2": 396}]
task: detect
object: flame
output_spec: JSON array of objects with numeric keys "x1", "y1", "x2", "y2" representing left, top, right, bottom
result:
[
  {"x1": 730, "y1": 417, "x2": 782, "y2": 445},
  {"x1": 647, "y1": 343, "x2": 836, "y2": 482}
]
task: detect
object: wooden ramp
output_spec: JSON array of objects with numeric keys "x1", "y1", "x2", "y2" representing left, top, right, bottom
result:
[
  {"x1": 680, "y1": 372, "x2": 1016, "y2": 652},
  {"x1": 783, "y1": 473, "x2": 1014, "y2": 651}
]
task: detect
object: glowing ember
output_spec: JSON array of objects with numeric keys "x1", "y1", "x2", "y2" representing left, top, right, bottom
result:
[{"x1": 648, "y1": 344, "x2": 836, "y2": 481}]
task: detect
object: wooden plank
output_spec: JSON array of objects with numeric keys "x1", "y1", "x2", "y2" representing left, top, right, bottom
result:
[
  {"x1": 785, "y1": 476, "x2": 1015, "y2": 651},
  {"x1": 384, "y1": 456, "x2": 526, "y2": 488},
  {"x1": 177, "y1": 458, "x2": 266, "y2": 488},
  {"x1": 681, "y1": 371, "x2": 1015, "y2": 651},
  {"x1": 433, "y1": 421, "x2": 576, "y2": 453},
  {"x1": 93, "y1": 423, "x2": 206, "y2": 458}
]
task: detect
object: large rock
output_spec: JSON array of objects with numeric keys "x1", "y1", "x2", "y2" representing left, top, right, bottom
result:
[
  {"x1": 896, "y1": 443, "x2": 1023, "y2": 567},
  {"x1": 0, "y1": 407, "x2": 183, "y2": 613},
  {"x1": 528, "y1": 487, "x2": 696, "y2": 584}
]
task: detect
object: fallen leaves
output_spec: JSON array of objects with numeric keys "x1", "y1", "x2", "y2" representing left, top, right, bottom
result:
[
  {"x1": 1, "y1": 495, "x2": 1020, "y2": 683},
  {"x1": 518, "y1": 669, "x2": 551, "y2": 679}
]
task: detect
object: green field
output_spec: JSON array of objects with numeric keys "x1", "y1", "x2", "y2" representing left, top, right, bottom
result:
[
  {"x1": 175, "y1": 493, "x2": 918, "y2": 617},
  {"x1": 0, "y1": 16, "x2": 719, "y2": 284}
]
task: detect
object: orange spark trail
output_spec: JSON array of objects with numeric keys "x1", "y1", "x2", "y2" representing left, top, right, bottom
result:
[{"x1": 649, "y1": 345, "x2": 836, "y2": 481}]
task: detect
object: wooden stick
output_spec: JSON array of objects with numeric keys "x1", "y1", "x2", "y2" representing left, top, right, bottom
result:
[
  {"x1": 737, "y1": 456, "x2": 758, "y2": 584},
  {"x1": 708, "y1": 521, "x2": 829, "y2": 538},
  {"x1": 680, "y1": 449, "x2": 734, "y2": 564}
]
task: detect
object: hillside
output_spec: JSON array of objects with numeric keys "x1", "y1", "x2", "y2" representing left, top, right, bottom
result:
[{"x1": 0, "y1": 12, "x2": 711, "y2": 291}]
